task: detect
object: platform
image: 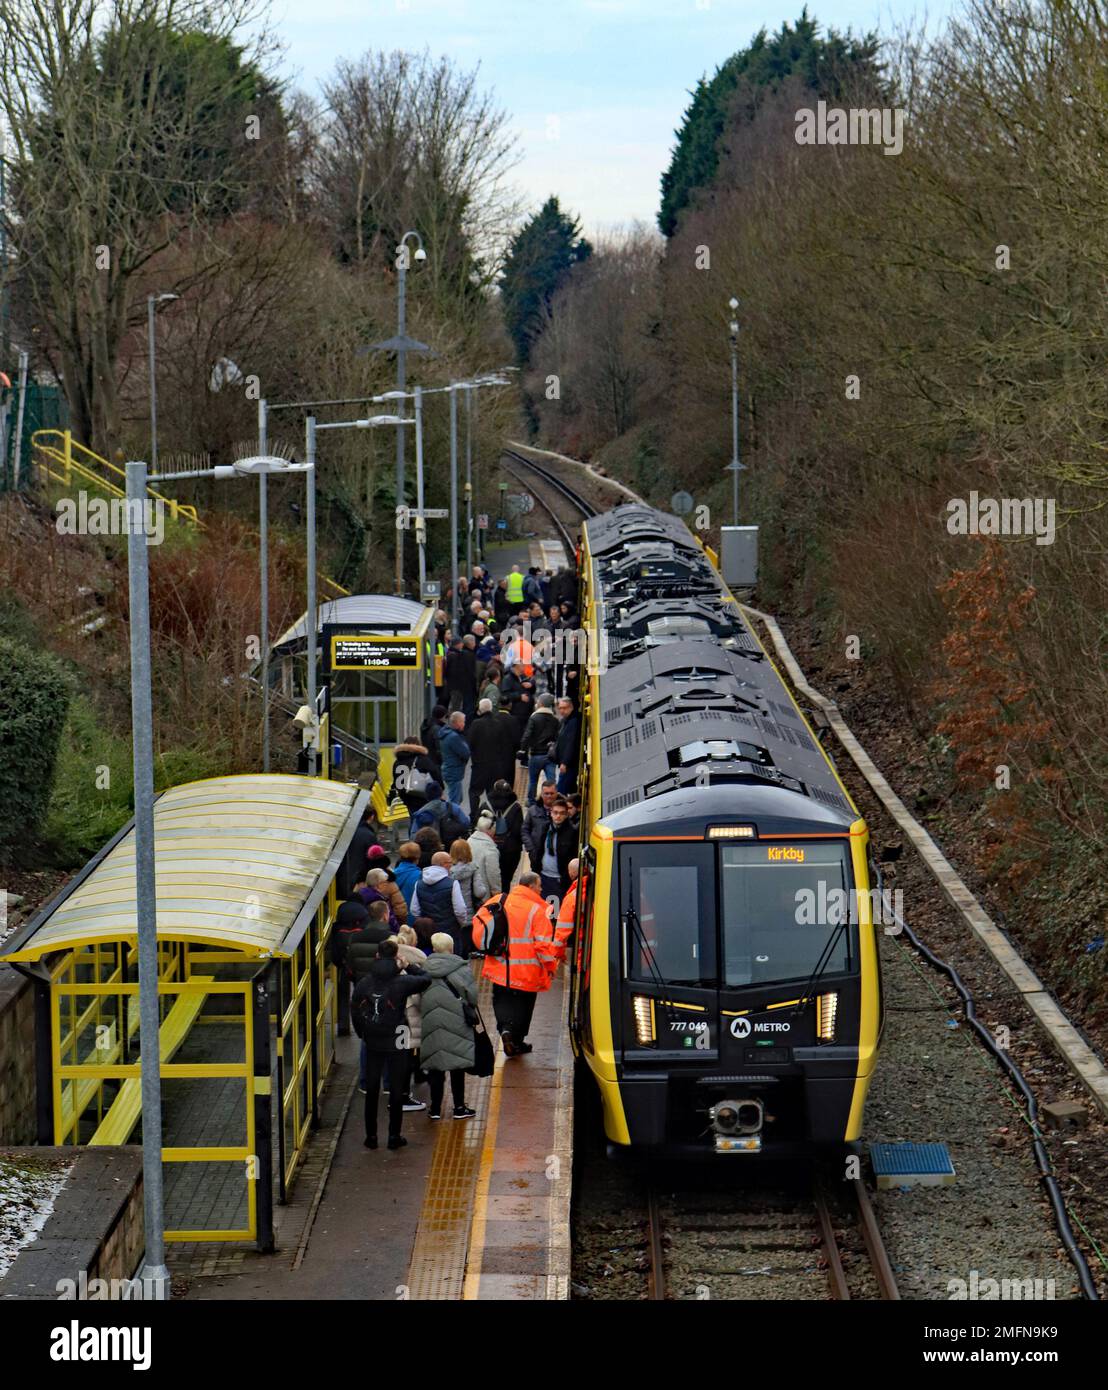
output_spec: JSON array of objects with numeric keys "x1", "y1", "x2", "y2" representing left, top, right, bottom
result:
[{"x1": 180, "y1": 967, "x2": 574, "y2": 1301}]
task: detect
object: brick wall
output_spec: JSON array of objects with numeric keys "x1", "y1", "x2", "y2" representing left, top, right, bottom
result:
[{"x1": 0, "y1": 965, "x2": 36, "y2": 1145}]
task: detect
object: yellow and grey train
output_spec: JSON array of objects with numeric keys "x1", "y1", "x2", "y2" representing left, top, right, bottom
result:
[{"x1": 567, "y1": 504, "x2": 882, "y2": 1156}]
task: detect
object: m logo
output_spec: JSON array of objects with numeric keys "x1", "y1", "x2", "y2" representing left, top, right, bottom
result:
[{"x1": 729, "y1": 1017, "x2": 751, "y2": 1039}]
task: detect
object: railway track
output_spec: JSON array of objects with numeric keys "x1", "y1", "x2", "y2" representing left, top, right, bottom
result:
[
  {"x1": 499, "y1": 446, "x2": 597, "y2": 556},
  {"x1": 645, "y1": 1175, "x2": 900, "y2": 1301}
]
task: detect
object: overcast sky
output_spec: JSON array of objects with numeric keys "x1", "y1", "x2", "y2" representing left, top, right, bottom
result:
[{"x1": 268, "y1": 0, "x2": 957, "y2": 238}]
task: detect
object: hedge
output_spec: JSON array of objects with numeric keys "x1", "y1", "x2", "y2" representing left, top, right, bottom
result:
[{"x1": 0, "y1": 636, "x2": 72, "y2": 865}]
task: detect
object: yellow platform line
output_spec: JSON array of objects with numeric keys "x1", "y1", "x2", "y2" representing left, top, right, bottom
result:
[{"x1": 461, "y1": 1048, "x2": 506, "y2": 1300}]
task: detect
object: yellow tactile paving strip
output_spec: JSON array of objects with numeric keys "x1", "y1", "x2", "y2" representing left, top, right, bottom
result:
[{"x1": 406, "y1": 970, "x2": 573, "y2": 1301}]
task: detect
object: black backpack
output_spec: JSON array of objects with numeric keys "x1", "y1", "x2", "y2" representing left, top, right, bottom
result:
[
  {"x1": 439, "y1": 803, "x2": 469, "y2": 847},
  {"x1": 484, "y1": 893, "x2": 511, "y2": 957},
  {"x1": 351, "y1": 984, "x2": 401, "y2": 1041}
]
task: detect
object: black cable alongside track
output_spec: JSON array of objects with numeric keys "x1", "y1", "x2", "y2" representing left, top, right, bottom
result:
[{"x1": 873, "y1": 863, "x2": 1100, "y2": 1301}]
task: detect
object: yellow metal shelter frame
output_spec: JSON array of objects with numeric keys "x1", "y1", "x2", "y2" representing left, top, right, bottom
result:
[{"x1": 1, "y1": 775, "x2": 368, "y2": 1250}]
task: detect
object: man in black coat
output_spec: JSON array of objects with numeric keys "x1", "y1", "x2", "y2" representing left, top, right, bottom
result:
[
  {"x1": 337, "y1": 807, "x2": 380, "y2": 899},
  {"x1": 445, "y1": 636, "x2": 478, "y2": 718},
  {"x1": 555, "y1": 696, "x2": 580, "y2": 795},
  {"x1": 466, "y1": 698, "x2": 520, "y2": 819},
  {"x1": 528, "y1": 796, "x2": 577, "y2": 901},
  {"x1": 420, "y1": 705, "x2": 447, "y2": 763}
]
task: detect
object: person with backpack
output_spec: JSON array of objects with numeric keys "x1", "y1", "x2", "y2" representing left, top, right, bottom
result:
[
  {"x1": 390, "y1": 737, "x2": 441, "y2": 820},
  {"x1": 486, "y1": 779, "x2": 524, "y2": 888},
  {"x1": 351, "y1": 941, "x2": 430, "y2": 1150},
  {"x1": 410, "y1": 779, "x2": 470, "y2": 841},
  {"x1": 418, "y1": 932, "x2": 479, "y2": 1120},
  {"x1": 410, "y1": 851, "x2": 470, "y2": 955},
  {"x1": 331, "y1": 891, "x2": 370, "y2": 1035},
  {"x1": 519, "y1": 694, "x2": 560, "y2": 805},
  {"x1": 334, "y1": 899, "x2": 393, "y2": 1092},
  {"x1": 467, "y1": 814, "x2": 502, "y2": 897},
  {"x1": 471, "y1": 873, "x2": 558, "y2": 1057}
]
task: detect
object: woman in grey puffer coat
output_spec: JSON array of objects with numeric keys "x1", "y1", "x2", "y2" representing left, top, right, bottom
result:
[{"x1": 419, "y1": 934, "x2": 479, "y2": 1119}]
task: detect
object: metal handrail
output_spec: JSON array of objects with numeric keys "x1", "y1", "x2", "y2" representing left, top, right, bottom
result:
[{"x1": 33, "y1": 429, "x2": 350, "y2": 598}]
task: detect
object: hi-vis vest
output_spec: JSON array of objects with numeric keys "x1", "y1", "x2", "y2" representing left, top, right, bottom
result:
[
  {"x1": 505, "y1": 570, "x2": 525, "y2": 604},
  {"x1": 472, "y1": 885, "x2": 557, "y2": 992}
]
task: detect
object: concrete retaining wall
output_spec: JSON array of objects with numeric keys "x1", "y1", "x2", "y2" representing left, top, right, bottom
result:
[{"x1": 0, "y1": 1147, "x2": 144, "y2": 1300}]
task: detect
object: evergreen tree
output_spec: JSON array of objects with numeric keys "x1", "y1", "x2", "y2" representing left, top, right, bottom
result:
[
  {"x1": 658, "y1": 9, "x2": 883, "y2": 236},
  {"x1": 500, "y1": 196, "x2": 592, "y2": 365}
]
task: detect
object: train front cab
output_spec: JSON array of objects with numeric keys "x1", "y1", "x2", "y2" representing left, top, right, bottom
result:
[{"x1": 570, "y1": 813, "x2": 881, "y2": 1157}]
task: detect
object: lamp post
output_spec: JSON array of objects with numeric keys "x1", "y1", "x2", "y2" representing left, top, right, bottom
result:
[
  {"x1": 365, "y1": 230, "x2": 428, "y2": 596},
  {"x1": 257, "y1": 398, "x2": 270, "y2": 771},
  {"x1": 146, "y1": 293, "x2": 179, "y2": 474},
  {"x1": 464, "y1": 385, "x2": 473, "y2": 579},
  {"x1": 449, "y1": 383, "x2": 460, "y2": 631},
  {"x1": 126, "y1": 450, "x2": 306, "y2": 1297},
  {"x1": 124, "y1": 459, "x2": 169, "y2": 1300},
  {"x1": 310, "y1": 412, "x2": 412, "y2": 767},
  {"x1": 727, "y1": 296, "x2": 742, "y2": 526}
]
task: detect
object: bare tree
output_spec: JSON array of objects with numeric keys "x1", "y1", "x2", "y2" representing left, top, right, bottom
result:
[
  {"x1": 0, "y1": 0, "x2": 279, "y2": 452},
  {"x1": 313, "y1": 50, "x2": 520, "y2": 313}
]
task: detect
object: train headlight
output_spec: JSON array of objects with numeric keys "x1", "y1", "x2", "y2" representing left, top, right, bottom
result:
[
  {"x1": 816, "y1": 991, "x2": 838, "y2": 1042},
  {"x1": 632, "y1": 995, "x2": 656, "y2": 1046}
]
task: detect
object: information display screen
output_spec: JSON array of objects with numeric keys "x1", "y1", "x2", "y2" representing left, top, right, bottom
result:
[{"x1": 329, "y1": 635, "x2": 420, "y2": 671}]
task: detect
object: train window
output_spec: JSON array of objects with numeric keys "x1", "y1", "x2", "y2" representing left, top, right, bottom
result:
[
  {"x1": 619, "y1": 845, "x2": 715, "y2": 986},
  {"x1": 720, "y1": 842, "x2": 853, "y2": 987}
]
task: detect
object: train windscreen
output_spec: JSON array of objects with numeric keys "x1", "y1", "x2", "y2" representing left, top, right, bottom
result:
[
  {"x1": 621, "y1": 844, "x2": 716, "y2": 986},
  {"x1": 719, "y1": 842, "x2": 854, "y2": 987}
]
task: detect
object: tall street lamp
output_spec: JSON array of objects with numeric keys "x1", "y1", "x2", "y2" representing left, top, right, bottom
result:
[
  {"x1": 366, "y1": 230, "x2": 429, "y2": 596},
  {"x1": 146, "y1": 293, "x2": 179, "y2": 474},
  {"x1": 309, "y1": 412, "x2": 412, "y2": 771},
  {"x1": 726, "y1": 296, "x2": 744, "y2": 526},
  {"x1": 126, "y1": 450, "x2": 306, "y2": 1298}
]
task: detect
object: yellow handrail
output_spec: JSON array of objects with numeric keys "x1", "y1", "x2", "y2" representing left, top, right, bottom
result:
[
  {"x1": 33, "y1": 429, "x2": 350, "y2": 599},
  {"x1": 33, "y1": 429, "x2": 201, "y2": 527}
]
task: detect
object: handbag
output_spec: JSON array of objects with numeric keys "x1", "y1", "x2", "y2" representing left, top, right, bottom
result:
[
  {"x1": 444, "y1": 972, "x2": 479, "y2": 1028},
  {"x1": 445, "y1": 974, "x2": 494, "y2": 1078}
]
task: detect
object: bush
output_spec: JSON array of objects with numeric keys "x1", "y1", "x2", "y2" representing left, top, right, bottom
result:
[
  {"x1": 0, "y1": 636, "x2": 72, "y2": 866},
  {"x1": 41, "y1": 696, "x2": 134, "y2": 866}
]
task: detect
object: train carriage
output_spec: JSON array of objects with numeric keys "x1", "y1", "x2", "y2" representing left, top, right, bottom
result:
[{"x1": 568, "y1": 504, "x2": 883, "y2": 1156}]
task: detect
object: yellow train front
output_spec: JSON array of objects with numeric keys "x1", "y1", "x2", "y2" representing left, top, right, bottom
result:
[{"x1": 568, "y1": 504, "x2": 882, "y2": 1157}]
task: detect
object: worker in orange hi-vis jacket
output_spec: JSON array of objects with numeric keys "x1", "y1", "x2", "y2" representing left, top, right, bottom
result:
[{"x1": 548, "y1": 857, "x2": 580, "y2": 973}]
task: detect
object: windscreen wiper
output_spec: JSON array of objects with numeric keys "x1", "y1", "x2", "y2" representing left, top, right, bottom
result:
[{"x1": 789, "y1": 917, "x2": 849, "y2": 1021}]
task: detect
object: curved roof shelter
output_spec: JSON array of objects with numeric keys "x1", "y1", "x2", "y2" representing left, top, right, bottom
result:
[
  {"x1": 272, "y1": 594, "x2": 432, "y2": 651},
  {"x1": 1, "y1": 774, "x2": 369, "y2": 965}
]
